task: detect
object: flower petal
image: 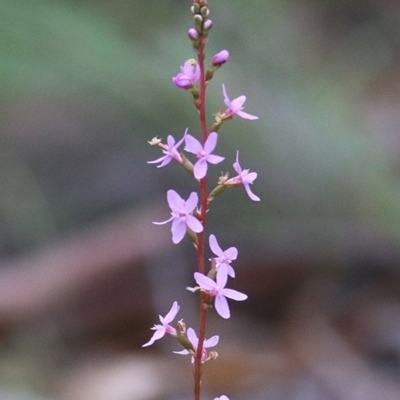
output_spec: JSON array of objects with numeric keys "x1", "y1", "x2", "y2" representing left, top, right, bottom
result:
[
  {"x1": 206, "y1": 155, "x2": 225, "y2": 164},
  {"x1": 225, "y1": 247, "x2": 238, "y2": 261},
  {"x1": 185, "y1": 192, "x2": 199, "y2": 212},
  {"x1": 222, "y1": 288, "x2": 248, "y2": 301},
  {"x1": 222, "y1": 84, "x2": 230, "y2": 106},
  {"x1": 209, "y1": 234, "x2": 223, "y2": 257},
  {"x1": 204, "y1": 335, "x2": 219, "y2": 348},
  {"x1": 194, "y1": 272, "x2": 216, "y2": 291},
  {"x1": 173, "y1": 349, "x2": 190, "y2": 355},
  {"x1": 185, "y1": 134, "x2": 203, "y2": 155},
  {"x1": 236, "y1": 110, "x2": 259, "y2": 120},
  {"x1": 229, "y1": 96, "x2": 246, "y2": 112},
  {"x1": 215, "y1": 294, "x2": 230, "y2": 319},
  {"x1": 243, "y1": 183, "x2": 260, "y2": 201},
  {"x1": 142, "y1": 326, "x2": 166, "y2": 347},
  {"x1": 186, "y1": 327, "x2": 198, "y2": 348},
  {"x1": 171, "y1": 219, "x2": 186, "y2": 244},
  {"x1": 193, "y1": 159, "x2": 208, "y2": 180},
  {"x1": 167, "y1": 190, "x2": 183, "y2": 211},
  {"x1": 186, "y1": 215, "x2": 203, "y2": 233},
  {"x1": 204, "y1": 132, "x2": 218, "y2": 154},
  {"x1": 163, "y1": 301, "x2": 180, "y2": 324}
]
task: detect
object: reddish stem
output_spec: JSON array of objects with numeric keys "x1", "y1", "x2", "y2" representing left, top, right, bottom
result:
[{"x1": 194, "y1": 36, "x2": 209, "y2": 400}]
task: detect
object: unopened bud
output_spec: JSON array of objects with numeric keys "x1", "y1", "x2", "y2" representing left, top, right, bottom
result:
[
  {"x1": 188, "y1": 28, "x2": 199, "y2": 41},
  {"x1": 203, "y1": 19, "x2": 213, "y2": 30},
  {"x1": 212, "y1": 50, "x2": 229, "y2": 66},
  {"x1": 193, "y1": 14, "x2": 203, "y2": 25},
  {"x1": 200, "y1": 6, "x2": 209, "y2": 17}
]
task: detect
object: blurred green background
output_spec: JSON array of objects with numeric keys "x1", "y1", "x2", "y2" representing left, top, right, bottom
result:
[{"x1": 1, "y1": 0, "x2": 400, "y2": 399}]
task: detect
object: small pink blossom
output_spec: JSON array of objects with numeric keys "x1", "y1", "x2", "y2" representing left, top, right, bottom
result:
[
  {"x1": 194, "y1": 271, "x2": 248, "y2": 319},
  {"x1": 212, "y1": 50, "x2": 229, "y2": 66},
  {"x1": 142, "y1": 301, "x2": 180, "y2": 347},
  {"x1": 173, "y1": 59, "x2": 200, "y2": 89},
  {"x1": 173, "y1": 327, "x2": 219, "y2": 363},
  {"x1": 147, "y1": 129, "x2": 187, "y2": 167},
  {"x1": 154, "y1": 190, "x2": 203, "y2": 244},
  {"x1": 222, "y1": 84, "x2": 258, "y2": 120},
  {"x1": 214, "y1": 397, "x2": 230, "y2": 400},
  {"x1": 226, "y1": 151, "x2": 260, "y2": 201},
  {"x1": 185, "y1": 132, "x2": 224, "y2": 180},
  {"x1": 209, "y1": 234, "x2": 237, "y2": 278}
]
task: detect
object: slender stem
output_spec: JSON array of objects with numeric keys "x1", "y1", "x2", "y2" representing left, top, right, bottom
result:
[{"x1": 194, "y1": 35, "x2": 208, "y2": 400}]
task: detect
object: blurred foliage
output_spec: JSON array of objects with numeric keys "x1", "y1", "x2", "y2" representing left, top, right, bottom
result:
[{"x1": 0, "y1": 0, "x2": 400, "y2": 262}]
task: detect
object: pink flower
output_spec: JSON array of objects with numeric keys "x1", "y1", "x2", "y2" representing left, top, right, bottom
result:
[
  {"x1": 209, "y1": 234, "x2": 237, "y2": 278},
  {"x1": 185, "y1": 132, "x2": 224, "y2": 180},
  {"x1": 226, "y1": 151, "x2": 260, "y2": 201},
  {"x1": 154, "y1": 190, "x2": 203, "y2": 244},
  {"x1": 174, "y1": 328, "x2": 219, "y2": 363},
  {"x1": 194, "y1": 271, "x2": 247, "y2": 319},
  {"x1": 142, "y1": 301, "x2": 180, "y2": 347},
  {"x1": 212, "y1": 50, "x2": 229, "y2": 66},
  {"x1": 173, "y1": 327, "x2": 219, "y2": 363},
  {"x1": 173, "y1": 59, "x2": 200, "y2": 89},
  {"x1": 222, "y1": 84, "x2": 258, "y2": 120},
  {"x1": 214, "y1": 397, "x2": 229, "y2": 400},
  {"x1": 147, "y1": 130, "x2": 187, "y2": 167}
]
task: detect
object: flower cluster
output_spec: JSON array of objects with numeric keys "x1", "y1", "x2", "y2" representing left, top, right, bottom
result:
[{"x1": 143, "y1": 2, "x2": 259, "y2": 399}]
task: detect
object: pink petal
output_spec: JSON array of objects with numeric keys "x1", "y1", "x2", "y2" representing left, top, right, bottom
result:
[
  {"x1": 173, "y1": 349, "x2": 190, "y2": 355},
  {"x1": 163, "y1": 301, "x2": 180, "y2": 323},
  {"x1": 166, "y1": 135, "x2": 176, "y2": 147},
  {"x1": 147, "y1": 155, "x2": 169, "y2": 165},
  {"x1": 225, "y1": 247, "x2": 238, "y2": 261},
  {"x1": 142, "y1": 326, "x2": 165, "y2": 347},
  {"x1": 215, "y1": 294, "x2": 230, "y2": 319},
  {"x1": 185, "y1": 192, "x2": 199, "y2": 212},
  {"x1": 206, "y1": 154, "x2": 225, "y2": 164},
  {"x1": 222, "y1": 288, "x2": 248, "y2": 301},
  {"x1": 221, "y1": 84, "x2": 230, "y2": 106},
  {"x1": 229, "y1": 96, "x2": 246, "y2": 112},
  {"x1": 153, "y1": 216, "x2": 174, "y2": 225},
  {"x1": 204, "y1": 335, "x2": 219, "y2": 348},
  {"x1": 243, "y1": 171, "x2": 257, "y2": 184},
  {"x1": 204, "y1": 132, "x2": 218, "y2": 154},
  {"x1": 171, "y1": 219, "x2": 186, "y2": 243},
  {"x1": 194, "y1": 272, "x2": 216, "y2": 291},
  {"x1": 167, "y1": 190, "x2": 183, "y2": 211},
  {"x1": 185, "y1": 134, "x2": 203, "y2": 155},
  {"x1": 243, "y1": 183, "x2": 260, "y2": 201},
  {"x1": 209, "y1": 234, "x2": 223, "y2": 257},
  {"x1": 186, "y1": 215, "x2": 203, "y2": 233},
  {"x1": 216, "y1": 268, "x2": 228, "y2": 288},
  {"x1": 187, "y1": 328, "x2": 198, "y2": 347},
  {"x1": 236, "y1": 110, "x2": 258, "y2": 120},
  {"x1": 193, "y1": 159, "x2": 208, "y2": 180}
]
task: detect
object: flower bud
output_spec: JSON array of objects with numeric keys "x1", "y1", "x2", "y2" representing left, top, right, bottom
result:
[
  {"x1": 188, "y1": 28, "x2": 199, "y2": 41},
  {"x1": 203, "y1": 19, "x2": 213, "y2": 30},
  {"x1": 193, "y1": 14, "x2": 203, "y2": 25},
  {"x1": 172, "y1": 73, "x2": 193, "y2": 89},
  {"x1": 200, "y1": 6, "x2": 209, "y2": 17},
  {"x1": 212, "y1": 50, "x2": 229, "y2": 66}
]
